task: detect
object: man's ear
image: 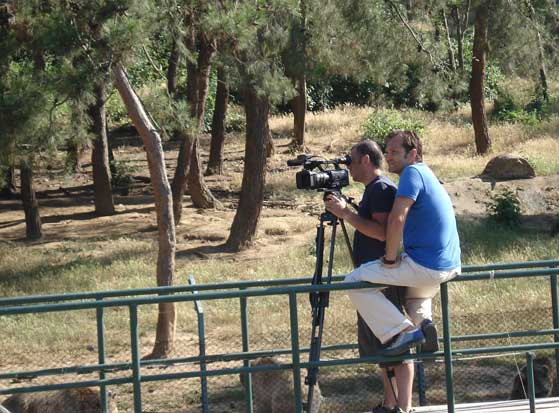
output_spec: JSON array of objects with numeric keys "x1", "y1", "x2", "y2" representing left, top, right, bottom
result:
[{"x1": 407, "y1": 148, "x2": 418, "y2": 162}]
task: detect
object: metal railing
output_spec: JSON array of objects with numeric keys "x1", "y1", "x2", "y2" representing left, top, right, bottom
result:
[{"x1": 1, "y1": 259, "x2": 558, "y2": 413}]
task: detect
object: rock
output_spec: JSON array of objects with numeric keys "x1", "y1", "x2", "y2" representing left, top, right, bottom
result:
[{"x1": 481, "y1": 154, "x2": 536, "y2": 180}]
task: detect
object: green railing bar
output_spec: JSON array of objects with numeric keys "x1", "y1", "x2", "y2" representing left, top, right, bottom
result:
[
  {"x1": 289, "y1": 292, "x2": 303, "y2": 413},
  {"x1": 441, "y1": 282, "x2": 455, "y2": 413},
  {"x1": 462, "y1": 260, "x2": 559, "y2": 272},
  {"x1": 5, "y1": 340, "x2": 559, "y2": 398},
  {"x1": 129, "y1": 304, "x2": 142, "y2": 413},
  {"x1": 551, "y1": 272, "x2": 559, "y2": 392},
  {"x1": 2, "y1": 260, "x2": 558, "y2": 307},
  {"x1": 6, "y1": 325, "x2": 559, "y2": 384},
  {"x1": 4, "y1": 268, "x2": 559, "y2": 317},
  {"x1": 526, "y1": 352, "x2": 536, "y2": 413},
  {"x1": 95, "y1": 299, "x2": 108, "y2": 413},
  {"x1": 240, "y1": 290, "x2": 253, "y2": 413},
  {"x1": 451, "y1": 328, "x2": 559, "y2": 342},
  {"x1": 0, "y1": 377, "x2": 132, "y2": 396}
]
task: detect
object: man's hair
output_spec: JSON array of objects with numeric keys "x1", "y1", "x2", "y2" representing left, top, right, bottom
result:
[
  {"x1": 386, "y1": 130, "x2": 423, "y2": 162},
  {"x1": 352, "y1": 140, "x2": 384, "y2": 168}
]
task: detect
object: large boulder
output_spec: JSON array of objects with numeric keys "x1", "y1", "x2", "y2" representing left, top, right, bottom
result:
[{"x1": 481, "y1": 154, "x2": 535, "y2": 180}]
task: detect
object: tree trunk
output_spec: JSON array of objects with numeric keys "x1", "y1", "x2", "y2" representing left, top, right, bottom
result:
[
  {"x1": 525, "y1": 0, "x2": 549, "y2": 102},
  {"x1": 167, "y1": 36, "x2": 181, "y2": 97},
  {"x1": 442, "y1": 7, "x2": 456, "y2": 72},
  {"x1": 226, "y1": 85, "x2": 269, "y2": 251},
  {"x1": 66, "y1": 141, "x2": 82, "y2": 173},
  {"x1": 0, "y1": 163, "x2": 17, "y2": 198},
  {"x1": 20, "y1": 159, "x2": 42, "y2": 240},
  {"x1": 171, "y1": 130, "x2": 194, "y2": 225},
  {"x1": 291, "y1": 75, "x2": 306, "y2": 149},
  {"x1": 170, "y1": 23, "x2": 197, "y2": 224},
  {"x1": 206, "y1": 67, "x2": 228, "y2": 176},
  {"x1": 470, "y1": 4, "x2": 491, "y2": 155},
  {"x1": 452, "y1": 5, "x2": 465, "y2": 71},
  {"x1": 89, "y1": 81, "x2": 115, "y2": 216},
  {"x1": 188, "y1": 36, "x2": 221, "y2": 209},
  {"x1": 113, "y1": 63, "x2": 177, "y2": 359}
]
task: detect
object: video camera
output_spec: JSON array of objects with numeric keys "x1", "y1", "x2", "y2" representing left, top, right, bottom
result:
[{"x1": 287, "y1": 154, "x2": 351, "y2": 191}]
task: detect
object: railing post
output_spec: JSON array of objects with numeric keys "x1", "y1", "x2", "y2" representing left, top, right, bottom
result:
[
  {"x1": 96, "y1": 299, "x2": 108, "y2": 413},
  {"x1": 550, "y1": 272, "x2": 559, "y2": 390},
  {"x1": 129, "y1": 304, "x2": 142, "y2": 413},
  {"x1": 526, "y1": 352, "x2": 536, "y2": 413},
  {"x1": 188, "y1": 276, "x2": 208, "y2": 413},
  {"x1": 440, "y1": 282, "x2": 455, "y2": 413},
  {"x1": 289, "y1": 292, "x2": 303, "y2": 413},
  {"x1": 240, "y1": 289, "x2": 253, "y2": 413}
]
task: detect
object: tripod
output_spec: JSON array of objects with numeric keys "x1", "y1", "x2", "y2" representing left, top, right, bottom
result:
[
  {"x1": 304, "y1": 200, "x2": 403, "y2": 412},
  {"x1": 305, "y1": 208, "x2": 354, "y2": 412}
]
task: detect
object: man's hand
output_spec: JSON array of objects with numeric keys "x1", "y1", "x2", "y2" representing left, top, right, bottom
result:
[{"x1": 324, "y1": 194, "x2": 348, "y2": 219}]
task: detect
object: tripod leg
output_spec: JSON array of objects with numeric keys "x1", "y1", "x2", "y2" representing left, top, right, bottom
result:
[{"x1": 339, "y1": 218, "x2": 356, "y2": 268}]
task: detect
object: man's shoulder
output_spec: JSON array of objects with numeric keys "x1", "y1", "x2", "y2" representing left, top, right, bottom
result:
[{"x1": 368, "y1": 175, "x2": 397, "y2": 192}]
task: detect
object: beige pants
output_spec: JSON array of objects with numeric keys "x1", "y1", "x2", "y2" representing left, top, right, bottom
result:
[{"x1": 344, "y1": 254, "x2": 460, "y2": 344}]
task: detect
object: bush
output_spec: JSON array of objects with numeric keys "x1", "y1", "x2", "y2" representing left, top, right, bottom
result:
[
  {"x1": 110, "y1": 159, "x2": 137, "y2": 194},
  {"x1": 492, "y1": 89, "x2": 540, "y2": 126},
  {"x1": 485, "y1": 189, "x2": 522, "y2": 227},
  {"x1": 361, "y1": 109, "x2": 425, "y2": 148}
]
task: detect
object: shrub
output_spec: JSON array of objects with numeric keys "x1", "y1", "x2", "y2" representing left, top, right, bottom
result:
[
  {"x1": 110, "y1": 159, "x2": 137, "y2": 195},
  {"x1": 486, "y1": 189, "x2": 522, "y2": 227},
  {"x1": 361, "y1": 109, "x2": 425, "y2": 148},
  {"x1": 492, "y1": 89, "x2": 540, "y2": 126}
]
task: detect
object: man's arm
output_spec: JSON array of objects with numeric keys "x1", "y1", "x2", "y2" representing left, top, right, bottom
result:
[
  {"x1": 324, "y1": 195, "x2": 388, "y2": 240},
  {"x1": 383, "y1": 196, "x2": 415, "y2": 265}
]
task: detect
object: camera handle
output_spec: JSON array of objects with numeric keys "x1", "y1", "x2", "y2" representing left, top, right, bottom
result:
[{"x1": 305, "y1": 210, "x2": 354, "y2": 412}]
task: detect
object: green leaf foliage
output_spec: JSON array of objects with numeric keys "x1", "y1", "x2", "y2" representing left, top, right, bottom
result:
[{"x1": 361, "y1": 109, "x2": 425, "y2": 147}]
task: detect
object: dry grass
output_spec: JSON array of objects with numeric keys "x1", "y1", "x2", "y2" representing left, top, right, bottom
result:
[{"x1": 1, "y1": 103, "x2": 559, "y2": 411}]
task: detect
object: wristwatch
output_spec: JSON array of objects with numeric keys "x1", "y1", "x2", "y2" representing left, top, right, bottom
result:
[{"x1": 382, "y1": 256, "x2": 396, "y2": 265}]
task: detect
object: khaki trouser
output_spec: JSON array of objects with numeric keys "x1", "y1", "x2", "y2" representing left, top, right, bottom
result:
[{"x1": 344, "y1": 254, "x2": 460, "y2": 344}]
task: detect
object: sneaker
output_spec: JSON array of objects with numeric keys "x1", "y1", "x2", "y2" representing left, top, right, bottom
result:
[
  {"x1": 392, "y1": 408, "x2": 415, "y2": 413},
  {"x1": 381, "y1": 328, "x2": 425, "y2": 356},
  {"x1": 420, "y1": 319, "x2": 439, "y2": 353},
  {"x1": 372, "y1": 403, "x2": 394, "y2": 413}
]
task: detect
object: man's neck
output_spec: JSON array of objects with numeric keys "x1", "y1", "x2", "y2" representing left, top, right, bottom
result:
[{"x1": 363, "y1": 169, "x2": 382, "y2": 186}]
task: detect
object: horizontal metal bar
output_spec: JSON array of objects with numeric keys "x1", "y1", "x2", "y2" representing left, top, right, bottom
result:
[
  {"x1": 0, "y1": 342, "x2": 357, "y2": 381},
  {"x1": 3, "y1": 268, "x2": 559, "y2": 316},
  {"x1": 1, "y1": 260, "x2": 558, "y2": 307},
  {"x1": 451, "y1": 329, "x2": 559, "y2": 342},
  {"x1": 0, "y1": 377, "x2": 131, "y2": 396}
]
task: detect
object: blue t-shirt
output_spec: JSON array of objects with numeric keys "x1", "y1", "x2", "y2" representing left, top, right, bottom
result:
[
  {"x1": 353, "y1": 175, "x2": 397, "y2": 266},
  {"x1": 396, "y1": 163, "x2": 461, "y2": 271}
]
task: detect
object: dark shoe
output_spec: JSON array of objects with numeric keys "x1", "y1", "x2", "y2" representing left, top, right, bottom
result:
[
  {"x1": 372, "y1": 403, "x2": 394, "y2": 413},
  {"x1": 381, "y1": 328, "x2": 425, "y2": 356},
  {"x1": 392, "y1": 408, "x2": 415, "y2": 413},
  {"x1": 420, "y1": 319, "x2": 439, "y2": 353}
]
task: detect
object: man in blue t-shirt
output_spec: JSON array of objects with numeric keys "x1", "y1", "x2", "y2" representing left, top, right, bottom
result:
[
  {"x1": 343, "y1": 130, "x2": 461, "y2": 413},
  {"x1": 325, "y1": 140, "x2": 412, "y2": 413}
]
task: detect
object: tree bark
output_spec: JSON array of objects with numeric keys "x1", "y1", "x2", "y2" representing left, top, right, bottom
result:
[
  {"x1": 0, "y1": 163, "x2": 17, "y2": 198},
  {"x1": 89, "y1": 81, "x2": 115, "y2": 216},
  {"x1": 226, "y1": 84, "x2": 269, "y2": 251},
  {"x1": 525, "y1": 0, "x2": 549, "y2": 102},
  {"x1": 188, "y1": 35, "x2": 221, "y2": 209},
  {"x1": 113, "y1": 63, "x2": 177, "y2": 359},
  {"x1": 167, "y1": 35, "x2": 181, "y2": 97},
  {"x1": 442, "y1": 7, "x2": 456, "y2": 72},
  {"x1": 291, "y1": 75, "x2": 306, "y2": 149},
  {"x1": 206, "y1": 66, "x2": 228, "y2": 176},
  {"x1": 470, "y1": 4, "x2": 491, "y2": 155},
  {"x1": 171, "y1": 31, "x2": 220, "y2": 220},
  {"x1": 20, "y1": 159, "x2": 42, "y2": 240},
  {"x1": 452, "y1": 5, "x2": 465, "y2": 71}
]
